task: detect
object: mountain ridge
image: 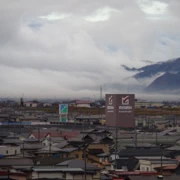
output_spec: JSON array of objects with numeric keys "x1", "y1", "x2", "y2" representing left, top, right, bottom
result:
[{"x1": 122, "y1": 57, "x2": 180, "y2": 93}]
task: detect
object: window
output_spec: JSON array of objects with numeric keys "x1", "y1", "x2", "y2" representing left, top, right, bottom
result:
[
  {"x1": 76, "y1": 154, "x2": 79, "y2": 158},
  {"x1": 15, "y1": 150, "x2": 17, "y2": 155},
  {"x1": 6, "y1": 150, "x2": 8, "y2": 154}
]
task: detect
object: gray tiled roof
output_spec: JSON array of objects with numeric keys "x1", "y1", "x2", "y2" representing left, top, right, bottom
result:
[
  {"x1": 166, "y1": 145, "x2": 180, "y2": 151},
  {"x1": 33, "y1": 166, "x2": 84, "y2": 172},
  {"x1": 55, "y1": 141, "x2": 69, "y2": 149},
  {"x1": 60, "y1": 147, "x2": 78, "y2": 153},
  {"x1": 20, "y1": 143, "x2": 43, "y2": 150},
  {"x1": 56, "y1": 159, "x2": 100, "y2": 170},
  {"x1": 130, "y1": 175, "x2": 180, "y2": 180},
  {"x1": 36, "y1": 146, "x2": 61, "y2": 153},
  {"x1": 3, "y1": 138, "x2": 22, "y2": 145},
  {"x1": 0, "y1": 158, "x2": 34, "y2": 166}
]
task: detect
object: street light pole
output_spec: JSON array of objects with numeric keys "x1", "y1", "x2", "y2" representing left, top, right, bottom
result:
[
  {"x1": 84, "y1": 146, "x2": 87, "y2": 180},
  {"x1": 115, "y1": 127, "x2": 118, "y2": 169}
]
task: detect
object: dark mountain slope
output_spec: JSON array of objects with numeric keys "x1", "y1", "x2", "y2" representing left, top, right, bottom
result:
[
  {"x1": 122, "y1": 57, "x2": 180, "y2": 79},
  {"x1": 146, "y1": 72, "x2": 180, "y2": 92}
]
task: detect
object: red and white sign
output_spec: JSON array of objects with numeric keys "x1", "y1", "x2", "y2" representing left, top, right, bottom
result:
[{"x1": 122, "y1": 96, "x2": 129, "y2": 105}]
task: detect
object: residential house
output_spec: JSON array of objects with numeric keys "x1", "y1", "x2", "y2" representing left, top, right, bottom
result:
[
  {"x1": 21, "y1": 138, "x2": 43, "y2": 154},
  {"x1": 32, "y1": 167, "x2": 85, "y2": 180},
  {"x1": 88, "y1": 151, "x2": 111, "y2": 170},
  {"x1": 88, "y1": 143, "x2": 110, "y2": 154},
  {"x1": 35, "y1": 146, "x2": 62, "y2": 158},
  {"x1": 0, "y1": 145, "x2": 21, "y2": 156},
  {"x1": 0, "y1": 158, "x2": 34, "y2": 180},
  {"x1": 43, "y1": 103, "x2": 52, "y2": 107},
  {"x1": 0, "y1": 170, "x2": 27, "y2": 180},
  {"x1": 139, "y1": 157, "x2": 179, "y2": 172},
  {"x1": 24, "y1": 101, "x2": 40, "y2": 108},
  {"x1": 112, "y1": 157, "x2": 139, "y2": 171},
  {"x1": 29, "y1": 129, "x2": 80, "y2": 141},
  {"x1": 119, "y1": 147, "x2": 169, "y2": 158},
  {"x1": 60, "y1": 148, "x2": 82, "y2": 159},
  {"x1": 0, "y1": 158, "x2": 34, "y2": 168},
  {"x1": 75, "y1": 100, "x2": 92, "y2": 108},
  {"x1": 55, "y1": 141, "x2": 70, "y2": 149},
  {"x1": 3, "y1": 135, "x2": 23, "y2": 146},
  {"x1": 56, "y1": 159, "x2": 101, "y2": 180},
  {"x1": 35, "y1": 156, "x2": 73, "y2": 166}
]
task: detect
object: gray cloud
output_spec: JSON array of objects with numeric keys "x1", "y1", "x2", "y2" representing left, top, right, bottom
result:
[{"x1": 0, "y1": 0, "x2": 180, "y2": 99}]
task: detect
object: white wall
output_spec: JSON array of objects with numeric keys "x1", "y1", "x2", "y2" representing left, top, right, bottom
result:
[
  {"x1": 24, "y1": 103, "x2": 38, "y2": 108},
  {"x1": 76, "y1": 104, "x2": 91, "y2": 108},
  {"x1": 32, "y1": 172, "x2": 94, "y2": 180},
  {"x1": 139, "y1": 160, "x2": 153, "y2": 172},
  {"x1": 0, "y1": 146, "x2": 21, "y2": 156},
  {"x1": 32, "y1": 172, "x2": 63, "y2": 179}
]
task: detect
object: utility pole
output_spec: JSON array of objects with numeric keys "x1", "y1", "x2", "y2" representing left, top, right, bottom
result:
[
  {"x1": 38, "y1": 124, "x2": 40, "y2": 142},
  {"x1": 84, "y1": 145, "x2": 87, "y2": 180},
  {"x1": 115, "y1": 127, "x2": 118, "y2": 169},
  {"x1": 49, "y1": 133, "x2": 51, "y2": 154},
  {"x1": 156, "y1": 128, "x2": 158, "y2": 146},
  {"x1": 23, "y1": 141, "x2": 24, "y2": 158},
  {"x1": 7, "y1": 166, "x2": 10, "y2": 180},
  {"x1": 160, "y1": 147, "x2": 163, "y2": 175}
]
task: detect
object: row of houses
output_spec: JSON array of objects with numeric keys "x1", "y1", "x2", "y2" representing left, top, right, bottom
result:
[
  {"x1": 23, "y1": 100, "x2": 93, "y2": 108},
  {"x1": 0, "y1": 128, "x2": 114, "y2": 180},
  {"x1": 0, "y1": 126, "x2": 180, "y2": 179}
]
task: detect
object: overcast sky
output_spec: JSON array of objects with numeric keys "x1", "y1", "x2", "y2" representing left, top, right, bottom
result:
[{"x1": 0, "y1": 0, "x2": 180, "y2": 100}]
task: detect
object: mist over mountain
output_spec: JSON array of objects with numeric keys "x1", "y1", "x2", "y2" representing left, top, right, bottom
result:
[{"x1": 122, "y1": 57, "x2": 180, "y2": 93}]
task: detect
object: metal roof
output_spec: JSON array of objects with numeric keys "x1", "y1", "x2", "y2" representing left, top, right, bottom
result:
[{"x1": 33, "y1": 167, "x2": 84, "y2": 172}]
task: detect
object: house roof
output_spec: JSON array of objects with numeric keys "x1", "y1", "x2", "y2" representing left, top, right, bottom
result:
[
  {"x1": 56, "y1": 159, "x2": 100, "y2": 170},
  {"x1": 130, "y1": 175, "x2": 180, "y2": 180},
  {"x1": 69, "y1": 134, "x2": 84, "y2": 142},
  {"x1": 150, "y1": 159, "x2": 178, "y2": 165},
  {"x1": 88, "y1": 148, "x2": 104, "y2": 155},
  {"x1": 36, "y1": 157, "x2": 73, "y2": 166},
  {"x1": 0, "y1": 158, "x2": 34, "y2": 166},
  {"x1": 24, "y1": 137, "x2": 39, "y2": 142},
  {"x1": 20, "y1": 143, "x2": 43, "y2": 150},
  {"x1": 75, "y1": 100, "x2": 92, "y2": 104},
  {"x1": 31, "y1": 130, "x2": 80, "y2": 139},
  {"x1": 166, "y1": 145, "x2": 180, "y2": 151},
  {"x1": 60, "y1": 148, "x2": 78, "y2": 153},
  {"x1": 114, "y1": 158, "x2": 139, "y2": 171},
  {"x1": 119, "y1": 148, "x2": 169, "y2": 157},
  {"x1": 97, "y1": 153, "x2": 109, "y2": 157},
  {"x1": 12, "y1": 165, "x2": 32, "y2": 171},
  {"x1": 3, "y1": 138, "x2": 22, "y2": 145},
  {"x1": 0, "y1": 132, "x2": 9, "y2": 138},
  {"x1": 125, "y1": 143, "x2": 156, "y2": 148},
  {"x1": 33, "y1": 166, "x2": 84, "y2": 172},
  {"x1": 55, "y1": 141, "x2": 69, "y2": 149},
  {"x1": 50, "y1": 137, "x2": 64, "y2": 143},
  {"x1": 154, "y1": 165, "x2": 178, "y2": 170},
  {"x1": 36, "y1": 146, "x2": 62, "y2": 154}
]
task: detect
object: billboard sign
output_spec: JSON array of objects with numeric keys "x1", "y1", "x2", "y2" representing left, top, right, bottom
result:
[
  {"x1": 59, "y1": 104, "x2": 68, "y2": 114},
  {"x1": 105, "y1": 94, "x2": 135, "y2": 128},
  {"x1": 60, "y1": 115, "x2": 67, "y2": 122},
  {"x1": 59, "y1": 104, "x2": 68, "y2": 123}
]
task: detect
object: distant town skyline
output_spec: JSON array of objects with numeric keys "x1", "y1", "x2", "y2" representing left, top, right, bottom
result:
[{"x1": 0, "y1": 0, "x2": 180, "y2": 98}]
